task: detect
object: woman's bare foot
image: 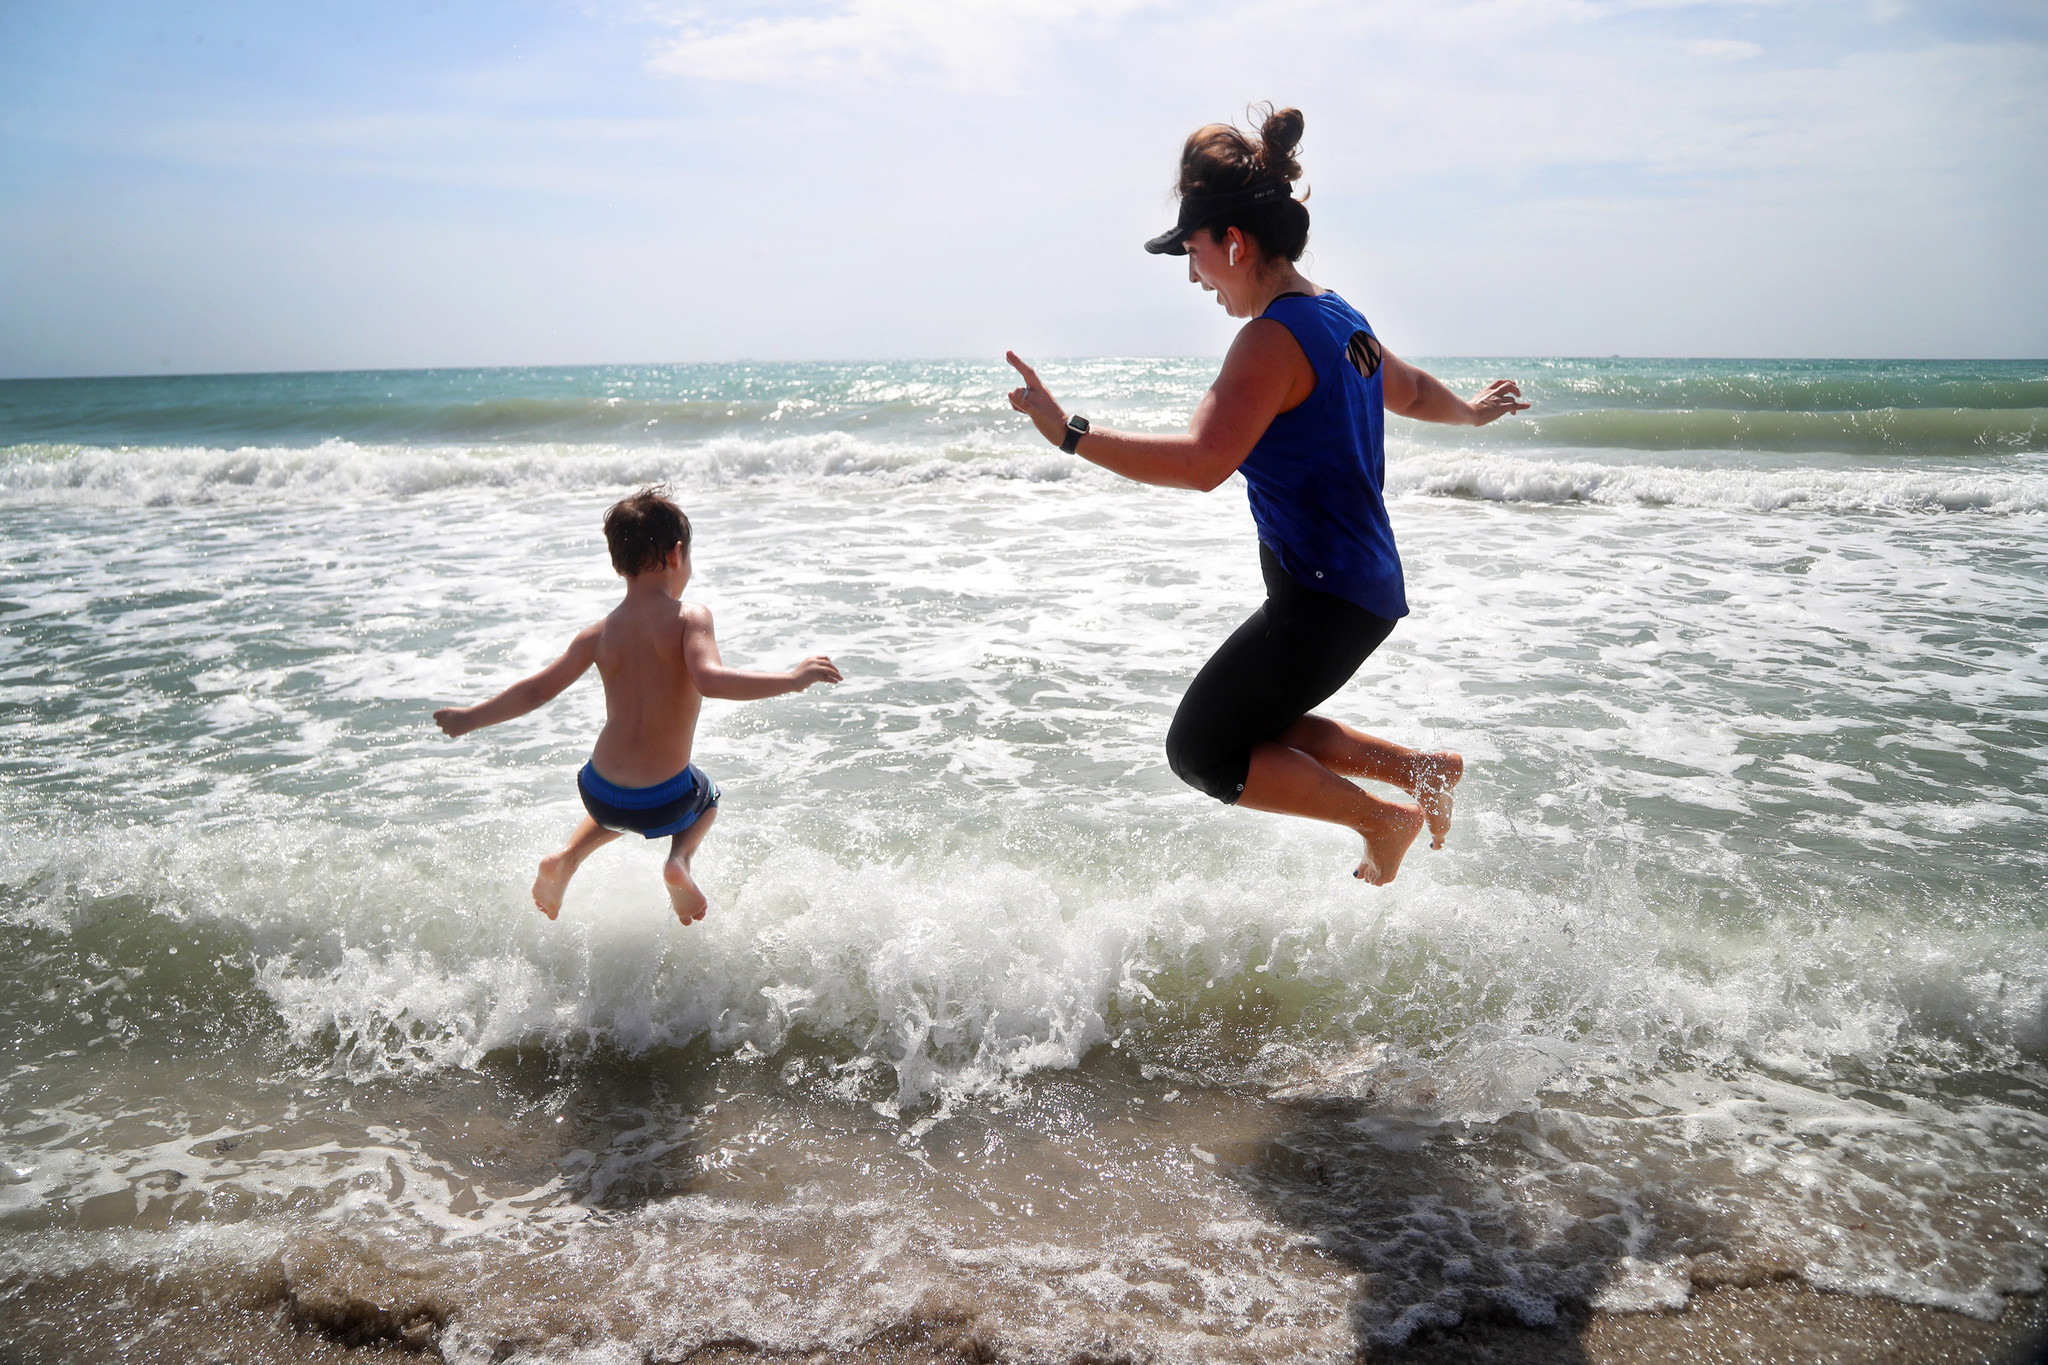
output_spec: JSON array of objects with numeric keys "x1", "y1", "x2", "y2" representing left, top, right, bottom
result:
[
  {"x1": 664, "y1": 856, "x2": 707, "y2": 926},
  {"x1": 532, "y1": 854, "x2": 573, "y2": 920},
  {"x1": 1408, "y1": 751, "x2": 1464, "y2": 850},
  {"x1": 1354, "y1": 802, "x2": 1425, "y2": 885}
]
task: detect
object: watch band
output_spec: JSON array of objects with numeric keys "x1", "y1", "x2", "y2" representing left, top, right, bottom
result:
[{"x1": 1060, "y1": 414, "x2": 1090, "y2": 454}]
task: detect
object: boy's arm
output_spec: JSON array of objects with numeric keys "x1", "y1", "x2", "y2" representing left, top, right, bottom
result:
[
  {"x1": 682, "y1": 604, "x2": 841, "y2": 701},
  {"x1": 434, "y1": 622, "x2": 602, "y2": 737}
]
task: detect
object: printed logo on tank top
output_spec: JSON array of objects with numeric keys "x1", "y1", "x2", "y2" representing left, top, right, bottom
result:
[{"x1": 1346, "y1": 330, "x2": 1382, "y2": 380}]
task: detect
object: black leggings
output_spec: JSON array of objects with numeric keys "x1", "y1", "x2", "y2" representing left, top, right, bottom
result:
[{"x1": 1165, "y1": 543, "x2": 1397, "y2": 804}]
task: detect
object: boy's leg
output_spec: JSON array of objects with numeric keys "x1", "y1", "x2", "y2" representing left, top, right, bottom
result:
[
  {"x1": 664, "y1": 809, "x2": 718, "y2": 927},
  {"x1": 533, "y1": 816, "x2": 619, "y2": 920},
  {"x1": 1276, "y1": 714, "x2": 1464, "y2": 850},
  {"x1": 1238, "y1": 741, "x2": 1425, "y2": 885}
]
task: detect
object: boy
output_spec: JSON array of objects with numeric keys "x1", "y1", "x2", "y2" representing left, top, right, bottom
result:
[{"x1": 433, "y1": 488, "x2": 840, "y2": 925}]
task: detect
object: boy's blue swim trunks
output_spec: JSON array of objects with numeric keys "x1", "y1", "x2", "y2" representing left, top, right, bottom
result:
[{"x1": 577, "y1": 762, "x2": 720, "y2": 839}]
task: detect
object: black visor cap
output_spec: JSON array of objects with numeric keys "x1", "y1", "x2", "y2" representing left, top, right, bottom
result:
[{"x1": 1143, "y1": 179, "x2": 1295, "y2": 255}]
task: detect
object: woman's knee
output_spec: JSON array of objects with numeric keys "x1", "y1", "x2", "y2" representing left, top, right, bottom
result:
[
  {"x1": 1163, "y1": 714, "x2": 1201, "y2": 785},
  {"x1": 1165, "y1": 724, "x2": 1250, "y2": 804}
]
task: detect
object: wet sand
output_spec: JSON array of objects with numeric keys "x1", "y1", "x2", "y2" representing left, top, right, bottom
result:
[
  {"x1": 3, "y1": 1262, "x2": 2042, "y2": 1365},
  {"x1": 682, "y1": 1291, "x2": 2048, "y2": 1365},
  {"x1": 1386, "y1": 1285, "x2": 2048, "y2": 1365},
  {"x1": 686, "y1": 1287, "x2": 2048, "y2": 1365}
]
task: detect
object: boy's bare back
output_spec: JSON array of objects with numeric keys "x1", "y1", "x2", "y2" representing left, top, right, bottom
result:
[
  {"x1": 583, "y1": 594, "x2": 707, "y2": 788},
  {"x1": 583, "y1": 596, "x2": 838, "y2": 787}
]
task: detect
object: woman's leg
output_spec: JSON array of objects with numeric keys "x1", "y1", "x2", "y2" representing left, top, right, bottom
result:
[
  {"x1": 1277, "y1": 714, "x2": 1464, "y2": 849},
  {"x1": 533, "y1": 816, "x2": 620, "y2": 920},
  {"x1": 1238, "y1": 741, "x2": 1424, "y2": 884},
  {"x1": 1164, "y1": 600, "x2": 1286, "y2": 803},
  {"x1": 1166, "y1": 546, "x2": 1434, "y2": 879}
]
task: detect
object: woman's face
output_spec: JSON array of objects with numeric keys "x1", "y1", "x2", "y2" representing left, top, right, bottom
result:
[{"x1": 1184, "y1": 228, "x2": 1256, "y2": 318}]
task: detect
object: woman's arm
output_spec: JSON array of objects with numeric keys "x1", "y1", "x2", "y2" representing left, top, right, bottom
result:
[
  {"x1": 434, "y1": 622, "x2": 602, "y2": 736},
  {"x1": 1381, "y1": 351, "x2": 1528, "y2": 426},
  {"x1": 1006, "y1": 322, "x2": 1312, "y2": 492},
  {"x1": 681, "y1": 604, "x2": 841, "y2": 701}
]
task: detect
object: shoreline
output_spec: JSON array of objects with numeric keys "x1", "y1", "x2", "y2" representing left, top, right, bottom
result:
[
  {"x1": 499, "y1": 1285, "x2": 2048, "y2": 1364},
  {"x1": 5, "y1": 1262, "x2": 2042, "y2": 1364},
  {"x1": 658, "y1": 1287, "x2": 2048, "y2": 1365},
  {"x1": 685, "y1": 1286, "x2": 2048, "y2": 1365}
]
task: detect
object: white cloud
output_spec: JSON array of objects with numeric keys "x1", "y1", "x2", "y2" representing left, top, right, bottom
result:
[
  {"x1": 648, "y1": 0, "x2": 1161, "y2": 94},
  {"x1": 1093, "y1": 2, "x2": 2047, "y2": 189},
  {"x1": 637, "y1": 0, "x2": 2047, "y2": 192}
]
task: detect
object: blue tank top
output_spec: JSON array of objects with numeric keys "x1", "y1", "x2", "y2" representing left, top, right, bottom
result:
[{"x1": 1239, "y1": 291, "x2": 1407, "y2": 620}]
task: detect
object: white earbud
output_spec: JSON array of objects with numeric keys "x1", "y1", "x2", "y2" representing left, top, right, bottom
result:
[{"x1": 1228, "y1": 242, "x2": 1240, "y2": 266}]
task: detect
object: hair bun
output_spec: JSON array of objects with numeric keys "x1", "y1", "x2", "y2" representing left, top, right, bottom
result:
[
  {"x1": 1254, "y1": 104, "x2": 1304, "y2": 182},
  {"x1": 1169, "y1": 103, "x2": 1312, "y2": 261}
]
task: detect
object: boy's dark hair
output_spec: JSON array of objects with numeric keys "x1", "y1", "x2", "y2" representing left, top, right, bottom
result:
[{"x1": 603, "y1": 487, "x2": 691, "y2": 578}]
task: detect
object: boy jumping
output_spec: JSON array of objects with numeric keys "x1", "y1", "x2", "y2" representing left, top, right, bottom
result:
[{"x1": 433, "y1": 488, "x2": 841, "y2": 925}]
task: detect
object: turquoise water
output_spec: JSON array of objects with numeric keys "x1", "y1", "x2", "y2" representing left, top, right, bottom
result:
[
  {"x1": 3, "y1": 357, "x2": 2045, "y2": 453},
  {"x1": 1, "y1": 359, "x2": 2045, "y2": 1361}
]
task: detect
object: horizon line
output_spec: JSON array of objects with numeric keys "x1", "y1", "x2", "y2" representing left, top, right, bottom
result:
[{"x1": 7, "y1": 354, "x2": 2048, "y2": 384}]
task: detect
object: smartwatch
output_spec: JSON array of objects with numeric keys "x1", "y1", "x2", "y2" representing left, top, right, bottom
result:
[{"x1": 1060, "y1": 414, "x2": 1090, "y2": 454}]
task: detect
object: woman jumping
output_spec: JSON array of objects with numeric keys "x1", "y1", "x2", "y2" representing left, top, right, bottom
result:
[{"x1": 1006, "y1": 105, "x2": 1528, "y2": 883}]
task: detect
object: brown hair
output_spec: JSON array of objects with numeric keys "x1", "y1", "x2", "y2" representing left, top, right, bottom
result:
[
  {"x1": 1175, "y1": 103, "x2": 1310, "y2": 262},
  {"x1": 603, "y1": 486, "x2": 690, "y2": 578}
]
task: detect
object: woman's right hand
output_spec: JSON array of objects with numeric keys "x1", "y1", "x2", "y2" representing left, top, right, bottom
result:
[{"x1": 1005, "y1": 352, "x2": 1068, "y2": 446}]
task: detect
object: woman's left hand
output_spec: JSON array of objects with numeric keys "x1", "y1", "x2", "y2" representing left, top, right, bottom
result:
[
  {"x1": 1468, "y1": 380, "x2": 1530, "y2": 426},
  {"x1": 1006, "y1": 351, "x2": 1068, "y2": 446}
]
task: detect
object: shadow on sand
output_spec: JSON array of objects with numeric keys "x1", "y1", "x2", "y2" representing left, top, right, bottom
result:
[
  {"x1": 1240, "y1": 1094, "x2": 2048, "y2": 1365},
  {"x1": 1235, "y1": 1094, "x2": 1611, "y2": 1364}
]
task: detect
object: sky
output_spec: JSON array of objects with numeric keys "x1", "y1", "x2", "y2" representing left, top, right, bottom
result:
[{"x1": 0, "y1": 0, "x2": 2043, "y2": 377}]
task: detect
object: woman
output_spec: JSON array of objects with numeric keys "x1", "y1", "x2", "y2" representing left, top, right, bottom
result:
[{"x1": 1006, "y1": 106, "x2": 1527, "y2": 883}]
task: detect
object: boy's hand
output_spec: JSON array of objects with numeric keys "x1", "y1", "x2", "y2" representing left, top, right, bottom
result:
[
  {"x1": 433, "y1": 706, "x2": 477, "y2": 737},
  {"x1": 790, "y1": 656, "x2": 843, "y2": 691}
]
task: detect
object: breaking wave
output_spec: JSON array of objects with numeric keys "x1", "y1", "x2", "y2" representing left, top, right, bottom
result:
[
  {"x1": 1386, "y1": 450, "x2": 2048, "y2": 513},
  {"x1": 6, "y1": 437, "x2": 2045, "y2": 516}
]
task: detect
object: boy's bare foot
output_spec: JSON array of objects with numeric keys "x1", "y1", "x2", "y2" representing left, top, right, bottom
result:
[
  {"x1": 530, "y1": 819, "x2": 616, "y2": 922},
  {"x1": 1409, "y1": 750, "x2": 1464, "y2": 850},
  {"x1": 664, "y1": 856, "x2": 707, "y2": 926},
  {"x1": 1354, "y1": 803, "x2": 1425, "y2": 885},
  {"x1": 532, "y1": 854, "x2": 572, "y2": 920}
]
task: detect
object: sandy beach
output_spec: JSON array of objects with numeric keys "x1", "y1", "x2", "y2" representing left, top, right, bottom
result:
[{"x1": 4, "y1": 1249, "x2": 2043, "y2": 1363}]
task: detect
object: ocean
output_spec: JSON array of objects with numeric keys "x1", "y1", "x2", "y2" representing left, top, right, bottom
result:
[{"x1": 1, "y1": 358, "x2": 2044, "y2": 1362}]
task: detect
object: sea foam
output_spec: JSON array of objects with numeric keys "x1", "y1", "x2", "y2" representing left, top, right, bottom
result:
[
  {"x1": 1386, "y1": 449, "x2": 2048, "y2": 513},
  {"x1": 5, "y1": 437, "x2": 2047, "y2": 516}
]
